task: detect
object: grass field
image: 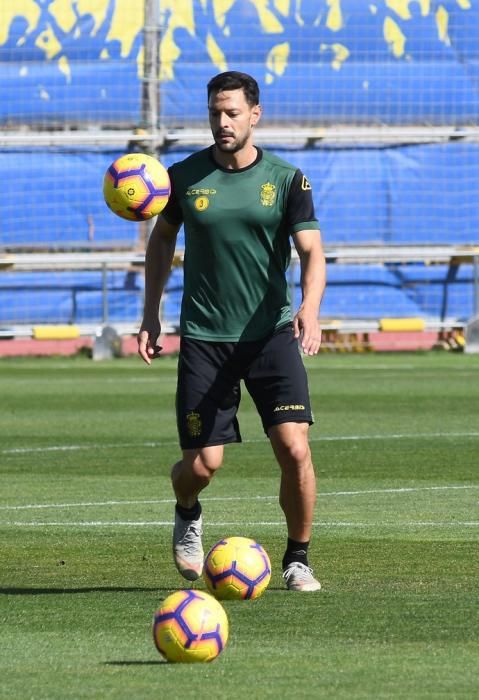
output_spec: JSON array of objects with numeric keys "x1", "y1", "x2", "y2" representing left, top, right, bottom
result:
[{"x1": 1, "y1": 352, "x2": 478, "y2": 699}]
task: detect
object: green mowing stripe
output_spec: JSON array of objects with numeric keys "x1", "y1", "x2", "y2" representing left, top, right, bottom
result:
[
  {"x1": 1, "y1": 484, "x2": 478, "y2": 511},
  {"x1": 2, "y1": 430, "x2": 479, "y2": 455}
]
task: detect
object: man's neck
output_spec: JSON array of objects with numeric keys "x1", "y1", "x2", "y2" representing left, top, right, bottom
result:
[{"x1": 212, "y1": 144, "x2": 258, "y2": 171}]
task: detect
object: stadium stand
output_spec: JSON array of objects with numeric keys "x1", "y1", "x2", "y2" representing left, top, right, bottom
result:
[
  {"x1": 0, "y1": 0, "x2": 478, "y2": 346},
  {"x1": 5, "y1": 1, "x2": 477, "y2": 126},
  {"x1": 159, "y1": 0, "x2": 479, "y2": 126}
]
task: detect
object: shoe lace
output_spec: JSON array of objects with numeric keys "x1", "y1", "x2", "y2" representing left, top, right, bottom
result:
[
  {"x1": 178, "y1": 520, "x2": 202, "y2": 555},
  {"x1": 283, "y1": 562, "x2": 314, "y2": 583}
]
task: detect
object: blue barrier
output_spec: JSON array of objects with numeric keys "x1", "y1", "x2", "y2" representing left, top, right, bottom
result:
[
  {"x1": 2, "y1": 144, "x2": 478, "y2": 249},
  {"x1": 1, "y1": 149, "x2": 138, "y2": 248}
]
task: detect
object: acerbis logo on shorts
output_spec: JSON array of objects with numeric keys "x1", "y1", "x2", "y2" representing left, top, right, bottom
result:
[{"x1": 273, "y1": 404, "x2": 305, "y2": 412}]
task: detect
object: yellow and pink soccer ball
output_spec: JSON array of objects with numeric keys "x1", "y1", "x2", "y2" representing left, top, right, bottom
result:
[
  {"x1": 103, "y1": 152, "x2": 170, "y2": 221},
  {"x1": 152, "y1": 589, "x2": 229, "y2": 663},
  {"x1": 204, "y1": 536, "x2": 272, "y2": 601}
]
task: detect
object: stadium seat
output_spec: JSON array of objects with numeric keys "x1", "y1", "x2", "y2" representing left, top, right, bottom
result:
[
  {"x1": 162, "y1": 267, "x2": 184, "y2": 327},
  {"x1": 395, "y1": 264, "x2": 476, "y2": 321},
  {"x1": 292, "y1": 264, "x2": 422, "y2": 319},
  {"x1": 0, "y1": 270, "x2": 144, "y2": 325}
]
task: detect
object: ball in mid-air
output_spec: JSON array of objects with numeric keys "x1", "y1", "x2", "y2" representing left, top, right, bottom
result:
[
  {"x1": 204, "y1": 536, "x2": 272, "y2": 601},
  {"x1": 152, "y1": 589, "x2": 229, "y2": 663},
  {"x1": 103, "y1": 152, "x2": 170, "y2": 221}
]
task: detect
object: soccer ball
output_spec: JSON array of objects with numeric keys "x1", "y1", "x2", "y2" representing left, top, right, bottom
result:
[
  {"x1": 152, "y1": 589, "x2": 229, "y2": 663},
  {"x1": 103, "y1": 152, "x2": 170, "y2": 221},
  {"x1": 204, "y1": 536, "x2": 272, "y2": 601}
]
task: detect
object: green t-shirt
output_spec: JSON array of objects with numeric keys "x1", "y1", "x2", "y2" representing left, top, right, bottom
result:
[{"x1": 162, "y1": 147, "x2": 320, "y2": 341}]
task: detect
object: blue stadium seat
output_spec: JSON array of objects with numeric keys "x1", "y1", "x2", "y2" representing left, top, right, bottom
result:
[
  {"x1": 162, "y1": 267, "x2": 184, "y2": 327},
  {"x1": 0, "y1": 270, "x2": 143, "y2": 325},
  {"x1": 73, "y1": 290, "x2": 143, "y2": 323},
  {"x1": 0, "y1": 288, "x2": 73, "y2": 324},
  {"x1": 395, "y1": 263, "x2": 476, "y2": 321},
  {"x1": 297, "y1": 264, "x2": 423, "y2": 319}
]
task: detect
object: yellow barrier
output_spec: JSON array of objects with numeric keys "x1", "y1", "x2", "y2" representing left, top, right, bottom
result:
[
  {"x1": 32, "y1": 325, "x2": 80, "y2": 340},
  {"x1": 379, "y1": 318, "x2": 425, "y2": 332}
]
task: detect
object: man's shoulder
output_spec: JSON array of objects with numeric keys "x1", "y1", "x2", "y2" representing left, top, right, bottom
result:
[
  {"x1": 170, "y1": 147, "x2": 211, "y2": 173},
  {"x1": 168, "y1": 148, "x2": 216, "y2": 189},
  {"x1": 260, "y1": 149, "x2": 298, "y2": 175}
]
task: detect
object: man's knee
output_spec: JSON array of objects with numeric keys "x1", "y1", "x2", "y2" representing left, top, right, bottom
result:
[
  {"x1": 269, "y1": 423, "x2": 312, "y2": 468},
  {"x1": 183, "y1": 447, "x2": 225, "y2": 478}
]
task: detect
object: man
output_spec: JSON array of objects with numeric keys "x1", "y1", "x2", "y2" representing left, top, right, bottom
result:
[{"x1": 137, "y1": 71, "x2": 326, "y2": 591}]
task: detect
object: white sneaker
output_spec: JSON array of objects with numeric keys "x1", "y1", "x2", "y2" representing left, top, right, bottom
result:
[
  {"x1": 282, "y1": 562, "x2": 322, "y2": 592},
  {"x1": 172, "y1": 511, "x2": 204, "y2": 581}
]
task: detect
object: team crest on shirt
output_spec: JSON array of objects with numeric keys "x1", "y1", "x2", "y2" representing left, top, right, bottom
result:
[
  {"x1": 260, "y1": 182, "x2": 276, "y2": 207},
  {"x1": 186, "y1": 411, "x2": 202, "y2": 437}
]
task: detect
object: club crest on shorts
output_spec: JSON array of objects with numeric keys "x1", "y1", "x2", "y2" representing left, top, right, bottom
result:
[
  {"x1": 186, "y1": 411, "x2": 202, "y2": 437},
  {"x1": 260, "y1": 182, "x2": 276, "y2": 206}
]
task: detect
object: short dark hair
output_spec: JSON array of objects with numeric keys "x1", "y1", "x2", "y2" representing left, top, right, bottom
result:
[{"x1": 207, "y1": 71, "x2": 260, "y2": 107}]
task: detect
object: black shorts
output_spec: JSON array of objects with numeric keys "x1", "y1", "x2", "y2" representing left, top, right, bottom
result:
[{"x1": 176, "y1": 324, "x2": 313, "y2": 449}]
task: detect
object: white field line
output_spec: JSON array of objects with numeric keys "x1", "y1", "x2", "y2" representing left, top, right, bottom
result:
[
  {"x1": 2, "y1": 430, "x2": 479, "y2": 456},
  {"x1": 1, "y1": 484, "x2": 478, "y2": 512},
  {"x1": 0, "y1": 441, "x2": 170, "y2": 455},
  {"x1": 2, "y1": 520, "x2": 479, "y2": 528}
]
